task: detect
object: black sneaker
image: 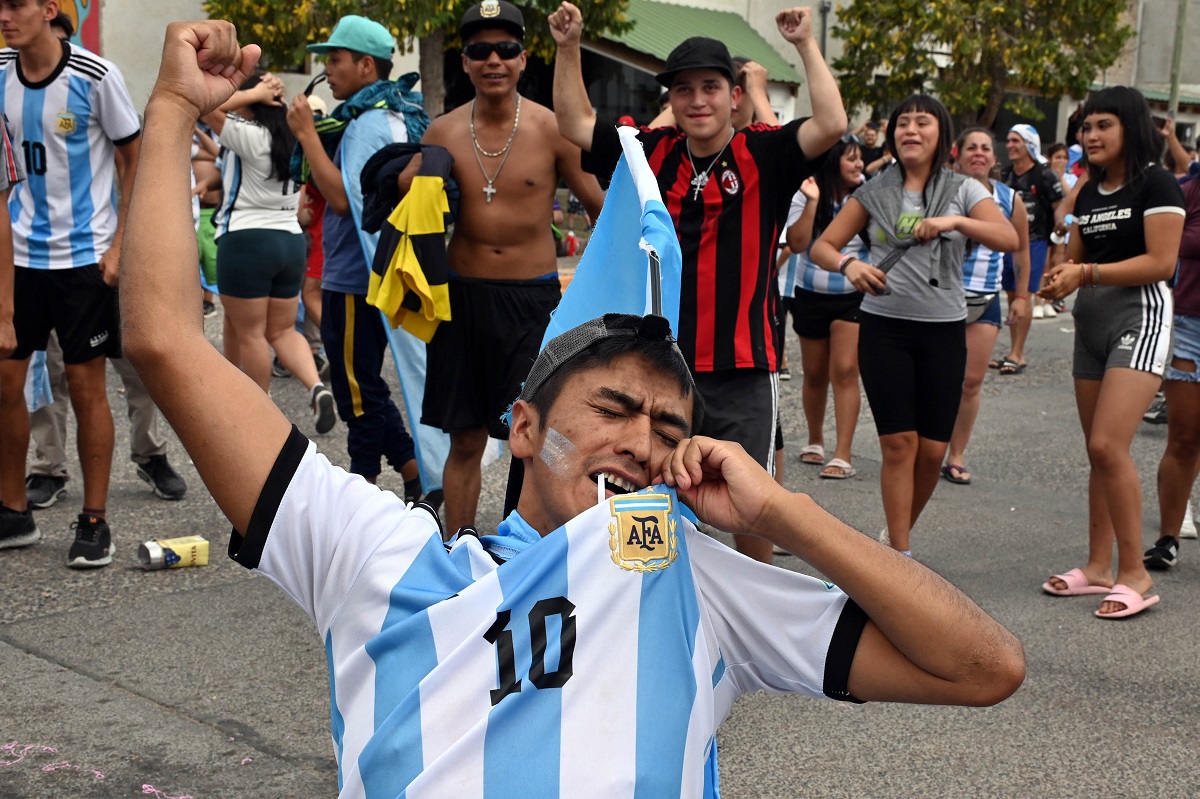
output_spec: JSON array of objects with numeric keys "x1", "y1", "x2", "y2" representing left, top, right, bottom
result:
[
  {"x1": 67, "y1": 514, "x2": 113, "y2": 568},
  {"x1": 311, "y1": 387, "x2": 337, "y2": 435},
  {"x1": 0, "y1": 505, "x2": 41, "y2": 550},
  {"x1": 136, "y1": 455, "x2": 187, "y2": 500},
  {"x1": 272, "y1": 357, "x2": 292, "y2": 379},
  {"x1": 1143, "y1": 397, "x2": 1168, "y2": 424},
  {"x1": 313, "y1": 352, "x2": 330, "y2": 381},
  {"x1": 202, "y1": 300, "x2": 218, "y2": 318},
  {"x1": 1143, "y1": 535, "x2": 1179, "y2": 570},
  {"x1": 25, "y1": 473, "x2": 67, "y2": 509}
]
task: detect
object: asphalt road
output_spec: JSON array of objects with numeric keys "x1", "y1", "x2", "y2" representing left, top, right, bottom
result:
[{"x1": 2, "y1": 302, "x2": 1198, "y2": 799}]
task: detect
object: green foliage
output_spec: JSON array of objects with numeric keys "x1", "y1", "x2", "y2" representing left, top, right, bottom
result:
[
  {"x1": 831, "y1": 0, "x2": 1134, "y2": 125},
  {"x1": 202, "y1": 0, "x2": 633, "y2": 70}
]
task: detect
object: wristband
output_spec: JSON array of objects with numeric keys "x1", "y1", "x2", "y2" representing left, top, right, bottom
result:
[
  {"x1": 1012, "y1": 294, "x2": 1029, "y2": 301},
  {"x1": 836, "y1": 255, "x2": 856, "y2": 275},
  {"x1": 1092, "y1": 263, "x2": 1100, "y2": 287}
]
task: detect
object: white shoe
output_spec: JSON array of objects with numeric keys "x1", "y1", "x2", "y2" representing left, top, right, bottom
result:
[
  {"x1": 1042, "y1": 303, "x2": 1057, "y2": 318},
  {"x1": 1182, "y1": 503, "x2": 1197, "y2": 539},
  {"x1": 878, "y1": 526, "x2": 890, "y2": 546},
  {"x1": 1031, "y1": 305, "x2": 1044, "y2": 319}
]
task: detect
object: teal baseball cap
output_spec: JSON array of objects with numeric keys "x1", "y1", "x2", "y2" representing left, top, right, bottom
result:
[{"x1": 307, "y1": 15, "x2": 395, "y2": 59}]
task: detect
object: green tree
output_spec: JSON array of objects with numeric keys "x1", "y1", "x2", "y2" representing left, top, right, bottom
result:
[
  {"x1": 831, "y1": 0, "x2": 1135, "y2": 128},
  {"x1": 202, "y1": 0, "x2": 633, "y2": 115}
]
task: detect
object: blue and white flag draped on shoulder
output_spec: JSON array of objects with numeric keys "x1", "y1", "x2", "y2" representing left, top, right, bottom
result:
[{"x1": 540, "y1": 126, "x2": 683, "y2": 348}]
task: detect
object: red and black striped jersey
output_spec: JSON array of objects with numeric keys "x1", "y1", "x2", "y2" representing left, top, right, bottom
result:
[{"x1": 584, "y1": 119, "x2": 818, "y2": 372}]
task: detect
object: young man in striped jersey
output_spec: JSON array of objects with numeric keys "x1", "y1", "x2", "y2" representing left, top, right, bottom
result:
[
  {"x1": 123, "y1": 21, "x2": 1025, "y2": 796},
  {"x1": 0, "y1": 0, "x2": 147, "y2": 567},
  {"x1": 551, "y1": 2, "x2": 846, "y2": 563}
]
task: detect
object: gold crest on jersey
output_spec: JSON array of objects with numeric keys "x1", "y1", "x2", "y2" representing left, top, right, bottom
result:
[
  {"x1": 609, "y1": 492, "x2": 677, "y2": 571},
  {"x1": 55, "y1": 110, "x2": 76, "y2": 135}
]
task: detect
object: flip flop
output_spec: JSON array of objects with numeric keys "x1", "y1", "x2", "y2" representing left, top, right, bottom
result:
[
  {"x1": 820, "y1": 458, "x2": 856, "y2": 479},
  {"x1": 1042, "y1": 568, "x2": 1112, "y2": 596},
  {"x1": 987, "y1": 356, "x2": 1010, "y2": 370},
  {"x1": 998, "y1": 358, "x2": 1026, "y2": 375},
  {"x1": 799, "y1": 444, "x2": 825, "y2": 465},
  {"x1": 941, "y1": 463, "x2": 971, "y2": 485},
  {"x1": 1095, "y1": 584, "x2": 1161, "y2": 618}
]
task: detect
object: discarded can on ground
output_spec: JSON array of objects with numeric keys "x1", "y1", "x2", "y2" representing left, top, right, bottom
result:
[{"x1": 138, "y1": 535, "x2": 210, "y2": 570}]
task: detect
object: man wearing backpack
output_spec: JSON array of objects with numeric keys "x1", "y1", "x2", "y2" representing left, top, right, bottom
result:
[{"x1": 286, "y1": 15, "x2": 428, "y2": 497}]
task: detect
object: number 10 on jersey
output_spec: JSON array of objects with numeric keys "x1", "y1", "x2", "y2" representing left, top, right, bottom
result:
[{"x1": 483, "y1": 596, "x2": 577, "y2": 706}]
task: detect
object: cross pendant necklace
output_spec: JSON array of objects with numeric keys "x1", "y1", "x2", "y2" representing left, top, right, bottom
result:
[
  {"x1": 470, "y1": 95, "x2": 522, "y2": 203},
  {"x1": 686, "y1": 130, "x2": 735, "y2": 201}
]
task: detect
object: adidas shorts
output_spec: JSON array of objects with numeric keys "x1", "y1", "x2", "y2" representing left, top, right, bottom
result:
[{"x1": 1072, "y1": 283, "x2": 1172, "y2": 380}]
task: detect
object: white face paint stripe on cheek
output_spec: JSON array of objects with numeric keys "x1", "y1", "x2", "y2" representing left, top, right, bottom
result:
[{"x1": 539, "y1": 427, "x2": 577, "y2": 476}]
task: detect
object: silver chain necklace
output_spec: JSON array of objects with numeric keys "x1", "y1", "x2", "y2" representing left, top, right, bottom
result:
[
  {"x1": 470, "y1": 95, "x2": 522, "y2": 203},
  {"x1": 686, "y1": 129, "x2": 735, "y2": 200}
]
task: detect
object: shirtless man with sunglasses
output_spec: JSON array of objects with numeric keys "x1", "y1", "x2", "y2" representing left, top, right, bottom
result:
[{"x1": 416, "y1": 0, "x2": 605, "y2": 536}]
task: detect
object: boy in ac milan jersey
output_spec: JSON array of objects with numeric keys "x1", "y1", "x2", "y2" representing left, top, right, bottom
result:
[
  {"x1": 122, "y1": 20, "x2": 1026, "y2": 798},
  {"x1": 551, "y1": 2, "x2": 846, "y2": 562}
]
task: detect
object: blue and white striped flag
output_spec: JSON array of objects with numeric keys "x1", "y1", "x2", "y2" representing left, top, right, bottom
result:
[{"x1": 541, "y1": 126, "x2": 682, "y2": 347}]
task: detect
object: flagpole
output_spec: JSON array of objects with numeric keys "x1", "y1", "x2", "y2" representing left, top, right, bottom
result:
[{"x1": 648, "y1": 249, "x2": 662, "y2": 318}]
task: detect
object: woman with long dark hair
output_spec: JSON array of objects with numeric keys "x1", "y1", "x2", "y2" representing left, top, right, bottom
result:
[
  {"x1": 810, "y1": 95, "x2": 1017, "y2": 555},
  {"x1": 1040, "y1": 86, "x2": 1184, "y2": 617},
  {"x1": 782, "y1": 134, "x2": 869, "y2": 479},
  {"x1": 202, "y1": 73, "x2": 336, "y2": 435}
]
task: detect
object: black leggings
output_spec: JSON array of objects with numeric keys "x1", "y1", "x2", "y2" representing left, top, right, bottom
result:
[{"x1": 857, "y1": 311, "x2": 965, "y2": 442}]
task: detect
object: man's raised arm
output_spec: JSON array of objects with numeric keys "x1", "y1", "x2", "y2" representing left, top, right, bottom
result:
[
  {"x1": 777, "y1": 7, "x2": 846, "y2": 159},
  {"x1": 121, "y1": 21, "x2": 291, "y2": 533},
  {"x1": 549, "y1": 2, "x2": 597, "y2": 151}
]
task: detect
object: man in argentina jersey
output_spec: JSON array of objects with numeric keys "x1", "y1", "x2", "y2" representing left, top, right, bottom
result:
[
  {"x1": 123, "y1": 22, "x2": 1027, "y2": 797},
  {"x1": 0, "y1": 0, "x2": 144, "y2": 568}
]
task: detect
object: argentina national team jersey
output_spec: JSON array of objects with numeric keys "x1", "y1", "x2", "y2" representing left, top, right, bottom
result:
[
  {"x1": 961, "y1": 181, "x2": 1014, "y2": 294},
  {"x1": 0, "y1": 41, "x2": 140, "y2": 269},
  {"x1": 232, "y1": 429, "x2": 866, "y2": 798}
]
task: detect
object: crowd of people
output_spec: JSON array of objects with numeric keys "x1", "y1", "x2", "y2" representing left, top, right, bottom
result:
[{"x1": 1, "y1": 0, "x2": 1197, "y2": 791}]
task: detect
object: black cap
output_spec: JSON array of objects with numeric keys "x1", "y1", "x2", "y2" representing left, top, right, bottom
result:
[
  {"x1": 517, "y1": 314, "x2": 690, "y2": 404},
  {"x1": 460, "y1": 0, "x2": 525, "y2": 41},
  {"x1": 655, "y1": 37, "x2": 736, "y2": 88}
]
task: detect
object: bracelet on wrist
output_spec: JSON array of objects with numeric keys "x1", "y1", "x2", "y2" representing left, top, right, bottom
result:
[{"x1": 836, "y1": 255, "x2": 855, "y2": 275}]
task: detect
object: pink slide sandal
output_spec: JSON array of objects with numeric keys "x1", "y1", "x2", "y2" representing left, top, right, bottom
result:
[
  {"x1": 1095, "y1": 584, "x2": 1160, "y2": 619},
  {"x1": 1041, "y1": 568, "x2": 1111, "y2": 596}
]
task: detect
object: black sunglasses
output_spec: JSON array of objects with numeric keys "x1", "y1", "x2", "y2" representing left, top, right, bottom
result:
[{"x1": 463, "y1": 41, "x2": 523, "y2": 61}]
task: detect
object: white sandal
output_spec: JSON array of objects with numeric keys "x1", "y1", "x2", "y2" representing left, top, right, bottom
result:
[
  {"x1": 819, "y1": 458, "x2": 856, "y2": 479},
  {"x1": 799, "y1": 444, "x2": 825, "y2": 465}
]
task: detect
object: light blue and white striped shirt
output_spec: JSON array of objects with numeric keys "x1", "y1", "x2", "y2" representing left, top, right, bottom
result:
[
  {"x1": 780, "y1": 191, "x2": 870, "y2": 297},
  {"x1": 0, "y1": 42, "x2": 139, "y2": 269},
  {"x1": 233, "y1": 430, "x2": 864, "y2": 798},
  {"x1": 961, "y1": 181, "x2": 1015, "y2": 294}
]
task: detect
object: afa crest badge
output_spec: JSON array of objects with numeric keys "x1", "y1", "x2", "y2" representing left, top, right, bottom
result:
[
  {"x1": 481, "y1": 0, "x2": 501, "y2": 17},
  {"x1": 609, "y1": 492, "x2": 677, "y2": 571},
  {"x1": 56, "y1": 110, "x2": 76, "y2": 136}
]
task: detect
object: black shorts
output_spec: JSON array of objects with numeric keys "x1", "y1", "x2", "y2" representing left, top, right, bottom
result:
[
  {"x1": 216, "y1": 229, "x2": 307, "y2": 299},
  {"x1": 857, "y1": 311, "x2": 965, "y2": 442},
  {"x1": 423, "y1": 275, "x2": 561, "y2": 439},
  {"x1": 11, "y1": 265, "x2": 119, "y2": 363},
  {"x1": 791, "y1": 289, "x2": 863, "y2": 340},
  {"x1": 693, "y1": 368, "x2": 778, "y2": 474}
]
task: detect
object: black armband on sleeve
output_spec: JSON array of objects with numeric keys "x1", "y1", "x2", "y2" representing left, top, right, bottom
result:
[
  {"x1": 823, "y1": 598, "x2": 868, "y2": 703},
  {"x1": 228, "y1": 425, "x2": 309, "y2": 569}
]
